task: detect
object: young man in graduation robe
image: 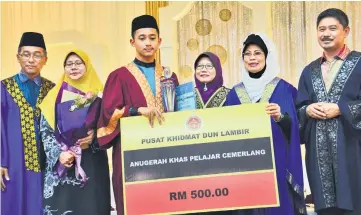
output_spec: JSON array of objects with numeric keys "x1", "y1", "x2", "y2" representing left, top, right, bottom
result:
[
  {"x1": 296, "y1": 8, "x2": 361, "y2": 215},
  {"x1": 97, "y1": 15, "x2": 179, "y2": 215}
]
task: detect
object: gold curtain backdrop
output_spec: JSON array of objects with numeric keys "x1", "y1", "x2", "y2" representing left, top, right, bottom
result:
[
  {"x1": 145, "y1": 1, "x2": 169, "y2": 65},
  {"x1": 271, "y1": 1, "x2": 361, "y2": 87},
  {"x1": 175, "y1": 1, "x2": 361, "y2": 88},
  {"x1": 1, "y1": 1, "x2": 145, "y2": 83},
  {"x1": 176, "y1": 1, "x2": 253, "y2": 87},
  {"x1": 1, "y1": 1, "x2": 146, "y2": 175},
  {"x1": 2, "y1": 1, "x2": 359, "y2": 89},
  {"x1": 146, "y1": 1, "x2": 169, "y2": 15}
]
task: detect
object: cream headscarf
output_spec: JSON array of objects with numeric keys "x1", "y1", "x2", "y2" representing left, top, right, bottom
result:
[
  {"x1": 39, "y1": 49, "x2": 104, "y2": 129},
  {"x1": 240, "y1": 33, "x2": 280, "y2": 103}
]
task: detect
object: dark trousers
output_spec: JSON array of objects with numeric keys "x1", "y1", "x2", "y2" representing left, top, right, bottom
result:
[{"x1": 318, "y1": 207, "x2": 345, "y2": 215}]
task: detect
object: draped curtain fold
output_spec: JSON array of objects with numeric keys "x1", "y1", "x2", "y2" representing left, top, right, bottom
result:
[
  {"x1": 176, "y1": 2, "x2": 253, "y2": 87},
  {"x1": 1, "y1": 1, "x2": 146, "y2": 83},
  {"x1": 271, "y1": 1, "x2": 361, "y2": 87}
]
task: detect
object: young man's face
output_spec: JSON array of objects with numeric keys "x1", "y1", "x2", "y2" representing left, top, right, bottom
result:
[
  {"x1": 130, "y1": 28, "x2": 162, "y2": 59},
  {"x1": 317, "y1": 17, "x2": 349, "y2": 52}
]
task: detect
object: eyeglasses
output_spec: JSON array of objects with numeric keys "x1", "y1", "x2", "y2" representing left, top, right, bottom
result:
[
  {"x1": 18, "y1": 53, "x2": 43, "y2": 61},
  {"x1": 65, "y1": 61, "x2": 84, "y2": 68},
  {"x1": 243, "y1": 51, "x2": 264, "y2": 58},
  {"x1": 196, "y1": 64, "x2": 214, "y2": 71}
]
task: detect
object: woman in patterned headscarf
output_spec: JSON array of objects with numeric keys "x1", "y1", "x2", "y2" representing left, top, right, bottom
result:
[{"x1": 194, "y1": 52, "x2": 230, "y2": 109}]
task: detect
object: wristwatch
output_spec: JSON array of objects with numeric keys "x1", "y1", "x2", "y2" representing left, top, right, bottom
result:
[
  {"x1": 274, "y1": 113, "x2": 284, "y2": 122},
  {"x1": 129, "y1": 107, "x2": 139, "y2": 116}
]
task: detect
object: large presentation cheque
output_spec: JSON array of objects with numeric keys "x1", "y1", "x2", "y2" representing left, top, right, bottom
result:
[{"x1": 121, "y1": 103, "x2": 279, "y2": 215}]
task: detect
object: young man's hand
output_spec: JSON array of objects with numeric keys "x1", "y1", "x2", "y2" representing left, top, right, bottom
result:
[{"x1": 138, "y1": 107, "x2": 165, "y2": 127}]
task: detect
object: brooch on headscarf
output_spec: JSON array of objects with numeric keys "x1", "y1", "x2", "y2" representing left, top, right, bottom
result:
[{"x1": 204, "y1": 83, "x2": 208, "y2": 91}]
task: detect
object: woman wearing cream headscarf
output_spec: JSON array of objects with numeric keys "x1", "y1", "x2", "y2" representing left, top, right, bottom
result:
[
  {"x1": 224, "y1": 33, "x2": 306, "y2": 215},
  {"x1": 39, "y1": 50, "x2": 110, "y2": 215}
]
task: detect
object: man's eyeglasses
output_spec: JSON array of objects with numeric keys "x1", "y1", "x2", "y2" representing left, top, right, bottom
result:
[
  {"x1": 65, "y1": 61, "x2": 84, "y2": 68},
  {"x1": 196, "y1": 64, "x2": 214, "y2": 71},
  {"x1": 18, "y1": 53, "x2": 43, "y2": 61}
]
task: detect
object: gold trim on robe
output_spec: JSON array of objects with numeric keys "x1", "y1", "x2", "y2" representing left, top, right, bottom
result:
[
  {"x1": 2, "y1": 77, "x2": 53, "y2": 172},
  {"x1": 97, "y1": 107, "x2": 126, "y2": 138},
  {"x1": 126, "y1": 62, "x2": 164, "y2": 113},
  {"x1": 97, "y1": 63, "x2": 166, "y2": 139},
  {"x1": 195, "y1": 86, "x2": 230, "y2": 108}
]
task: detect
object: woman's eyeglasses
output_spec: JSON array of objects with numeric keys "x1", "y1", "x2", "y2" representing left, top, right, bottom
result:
[
  {"x1": 196, "y1": 64, "x2": 214, "y2": 71},
  {"x1": 65, "y1": 61, "x2": 84, "y2": 68}
]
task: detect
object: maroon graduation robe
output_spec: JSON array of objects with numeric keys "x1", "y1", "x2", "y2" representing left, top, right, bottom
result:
[{"x1": 97, "y1": 62, "x2": 179, "y2": 215}]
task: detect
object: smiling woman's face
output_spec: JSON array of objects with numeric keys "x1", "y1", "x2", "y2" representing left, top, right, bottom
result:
[
  {"x1": 195, "y1": 57, "x2": 216, "y2": 83},
  {"x1": 64, "y1": 54, "x2": 86, "y2": 80},
  {"x1": 243, "y1": 44, "x2": 266, "y2": 73}
]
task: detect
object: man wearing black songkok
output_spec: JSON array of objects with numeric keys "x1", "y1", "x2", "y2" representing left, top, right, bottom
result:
[
  {"x1": 1, "y1": 32, "x2": 55, "y2": 215},
  {"x1": 97, "y1": 15, "x2": 179, "y2": 215}
]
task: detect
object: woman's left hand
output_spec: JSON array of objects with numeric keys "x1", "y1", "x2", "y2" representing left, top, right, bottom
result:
[{"x1": 265, "y1": 103, "x2": 281, "y2": 121}]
